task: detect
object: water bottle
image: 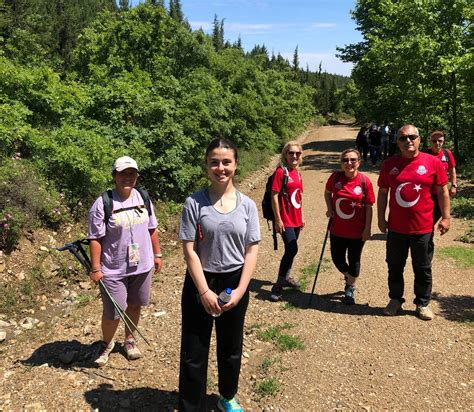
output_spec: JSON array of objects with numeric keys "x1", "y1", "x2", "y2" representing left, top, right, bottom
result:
[{"x1": 212, "y1": 288, "x2": 232, "y2": 317}]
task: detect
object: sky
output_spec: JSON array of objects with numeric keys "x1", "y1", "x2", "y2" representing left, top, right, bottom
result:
[{"x1": 130, "y1": 0, "x2": 362, "y2": 76}]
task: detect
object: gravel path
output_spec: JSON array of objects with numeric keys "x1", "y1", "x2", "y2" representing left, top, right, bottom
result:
[{"x1": 1, "y1": 124, "x2": 472, "y2": 411}]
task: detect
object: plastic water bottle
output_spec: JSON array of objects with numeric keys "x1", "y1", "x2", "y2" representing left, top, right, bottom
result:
[{"x1": 212, "y1": 288, "x2": 232, "y2": 317}]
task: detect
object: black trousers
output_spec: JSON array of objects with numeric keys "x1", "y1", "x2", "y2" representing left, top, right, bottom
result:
[
  {"x1": 329, "y1": 233, "x2": 365, "y2": 278},
  {"x1": 386, "y1": 231, "x2": 433, "y2": 306},
  {"x1": 178, "y1": 269, "x2": 249, "y2": 412},
  {"x1": 277, "y1": 226, "x2": 300, "y2": 279}
]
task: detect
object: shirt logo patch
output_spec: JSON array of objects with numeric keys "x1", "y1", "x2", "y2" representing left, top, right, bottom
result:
[
  {"x1": 389, "y1": 167, "x2": 399, "y2": 175},
  {"x1": 441, "y1": 155, "x2": 447, "y2": 162},
  {"x1": 335, "y1": 182, "x2": 342, "y2": 189},
  {"x1": 416, "y1": 165, "x2": 427, "y2": 175},
  {"x1": 353, "y1": 186, "x2": 362, "y2": 195},
  {"x1": 287, "y1": 176, "x2": 294, "y2": 183}
]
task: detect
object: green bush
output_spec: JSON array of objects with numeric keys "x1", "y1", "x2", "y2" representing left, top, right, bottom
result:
[
  {"x1": 0, "y1": 158, "x2": 67, "y2": 252},
  {"x1": 451, "y1": 197, "x2": 474, "y2": 219}
]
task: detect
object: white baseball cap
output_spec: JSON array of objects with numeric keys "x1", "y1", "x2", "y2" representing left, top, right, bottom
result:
[{"x1": 113, "y1": 156, "x2": 139, "y2": 172}]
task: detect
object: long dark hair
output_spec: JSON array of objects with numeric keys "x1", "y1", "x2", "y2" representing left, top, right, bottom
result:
[{"x1": 205, "y1": 137, "x2": 239, "y2": 162}]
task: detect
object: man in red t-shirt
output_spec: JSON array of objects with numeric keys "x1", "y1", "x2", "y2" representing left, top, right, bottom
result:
[{"x1": 377, "y1": 124, "x2": 450, "y2": 320}]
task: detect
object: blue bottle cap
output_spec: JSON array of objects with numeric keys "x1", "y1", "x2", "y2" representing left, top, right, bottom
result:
[{"x1": 225, "y1": 288, "x2": 232, "y2": 295}]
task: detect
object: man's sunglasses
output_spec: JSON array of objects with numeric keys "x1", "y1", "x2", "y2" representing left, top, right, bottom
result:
[{"x1": 398, "y1": 134, "x2": 419, "y2": 142}]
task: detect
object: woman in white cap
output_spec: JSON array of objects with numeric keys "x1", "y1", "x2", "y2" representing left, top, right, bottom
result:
[{"x1": 87, "y1": 156, "x2": 163, "y2": 367}]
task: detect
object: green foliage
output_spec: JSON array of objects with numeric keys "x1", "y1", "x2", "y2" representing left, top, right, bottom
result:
[
  {"x1": 0, "y1": 159, "x2": 67, "y2": 252},
  {"x1": 439, "y1": 246, "x2": 474, "y2": 269},
  {"x1": 451, "y1": 197, "x2": 474, "y2": 219},
  {"x1": 254, "y1": 378, "x2": 280, "y2": 397},
  {"x1": 338, "y1": 0, "x2": 473, "y2": 163},
  {"x1": 257, "y1": 323, "x2": 305, "y2": 351}
]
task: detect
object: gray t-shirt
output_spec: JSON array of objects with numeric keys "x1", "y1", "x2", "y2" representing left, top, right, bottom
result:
[
  {"x1": 179, "y1": 189, "x2": 261, "y2": 273},
  {"x1": 88, "y1": 188, "x2": 158, "y2": 277}
]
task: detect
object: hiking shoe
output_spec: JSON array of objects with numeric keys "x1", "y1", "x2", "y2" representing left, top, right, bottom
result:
[
  {"x1": 282, "y1": 276, "x2": 301, "y2": 289},
  {"x1": 344, "y1": 285, "x2": 356, "y2": 305},
  {"x1": 416, "y1": 305, "x2": 434, "y2": 321},
  {"x1": 95, "y1": 340, "x2": 115, "y2": 367},
  {"x1": 383, "y1": 299, "x2": 402, "y2": 316},
  {"x1": 217, "y1": 396, "x2": 243, "y2": 412},
  {"x1": 124, "y1": 338, "x2": 142, "y2": 360}
]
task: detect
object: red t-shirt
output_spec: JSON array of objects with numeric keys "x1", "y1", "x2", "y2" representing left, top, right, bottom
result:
[
  {"x1": 378, "y1": 152, "x2": 448, "y2": 234},
  {"x1": 325, "y1": 172, "x2": 375, "y2": 239},
  {"x1": 271, "y1": 167, "x2": 303, "y2": 228},
  {"x1": 427, "y1": 148, "x2": 456, "y2": 177}
]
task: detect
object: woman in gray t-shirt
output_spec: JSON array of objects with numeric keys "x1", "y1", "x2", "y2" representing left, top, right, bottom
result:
[{"x1": 178, "y1": 138, "x2": 260, "y2": 412}]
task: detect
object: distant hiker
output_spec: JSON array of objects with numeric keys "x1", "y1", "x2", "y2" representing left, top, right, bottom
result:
[
  {"x1": 88, "y1": 156, "x2": 163, "y2": 367},
  {"x1": 269, "y1": 141, "x2": 304, "y2": 302},
  {"x1": 356, "y1": 125, "x2": 369, "y2": 162},
  {"x1": 178, "y1": 138, "x2": 260, "y2": 412},
  {"x1": 368, "y1": 124, "x2": 382, "y2": 166},
  {"x1": 377, "y1": 125, "x2": 450, "y2": 321},
  {"x1": 380, "y1": 122, "x2": 390, "y2": 159},
  {"x1": 324, "y1": 149, "x2": 375, "y2": 304},
  {"x1": 388, "y1": 125, "x2": 398, "y2": 157}
]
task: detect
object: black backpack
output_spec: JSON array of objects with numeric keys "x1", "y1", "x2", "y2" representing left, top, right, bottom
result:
[
  {"x1": 101, "y1": 187, "x2": 152, "y2": 225},
  {"x1": 261, "y1": 167, "x2": 289, "y2": 250}
]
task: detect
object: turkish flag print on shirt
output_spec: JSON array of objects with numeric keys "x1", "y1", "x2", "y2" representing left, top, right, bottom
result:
[
  {"x1": 326, "y1": 172, "x2": 375, "y2": 239},
  {"x1": 272, "y1": 167, "x2": 303, "y2": 228},
  {"x1": 378, "y1": 152, "x2": 448, "y2": 234}
]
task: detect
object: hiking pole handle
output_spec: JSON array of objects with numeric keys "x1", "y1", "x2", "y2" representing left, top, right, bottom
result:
[{"x1": 308, "y1": 219, "x2": 331, "y2": 306}]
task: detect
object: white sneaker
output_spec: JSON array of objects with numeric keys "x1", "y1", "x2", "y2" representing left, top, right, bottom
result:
[
  {"x1": 95, "y1": 340, "x2": 115, "y2": 367},
  {"x1": 416, "y1": 305, "x2": 434, "y2": 321},
  {"x1": 124, "y1": 338, "x2": 142, "y2": 360}
]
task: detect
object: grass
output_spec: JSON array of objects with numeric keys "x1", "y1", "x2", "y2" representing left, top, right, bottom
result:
[
  {"x1": 76, "y1": 294, "x2": 93, "y2": 307},
  {"x1": 298, "y1": 257, "x2": 331, "y2": 291},
  {"x1": 257, "y1": 323, "x2": 305, "y2": 351},
  {"x1": 438, "y1": 246, "x2": 474, "y2": 269},
  {"x1": 254, "y1": 378, "x2": 280, "y2": 397},
  {"x1": 451, "y1": 196, "x2": 474, "y2": 219},
  {"x1": 456, "y1": 224, "x2": 474, "y2": 244}
]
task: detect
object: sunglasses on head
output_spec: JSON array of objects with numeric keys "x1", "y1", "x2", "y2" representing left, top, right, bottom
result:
[
  {"x1": 288, "y1": 151, "x2": 302, "y2": 157},
  {"x1": 342, "y1": 158, "x2": 359, "y2": 164},
  {"x1": 398, "y1": 134, "x2": 419, "y2": 142}
]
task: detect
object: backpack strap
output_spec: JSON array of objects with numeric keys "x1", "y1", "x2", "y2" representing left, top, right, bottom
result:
[
  {"x1": 101, "y1": 187, "x2": 152, "y2": 225},
  {"x1": 442, "y1": 148, "x2": 452, "y2": 168},
  {"x1": 101, "y1": 190, "x2": 114, "y2": 225}
]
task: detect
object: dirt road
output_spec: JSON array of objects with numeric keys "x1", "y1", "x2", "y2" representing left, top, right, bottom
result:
[{"x1": 1, "y1": 125, "x2": 472, "y2": 411}]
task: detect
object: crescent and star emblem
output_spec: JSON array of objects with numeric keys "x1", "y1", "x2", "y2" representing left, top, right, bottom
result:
[
  {"x1": 290, "y1": 188, "x2": 301, "y2": 209},
  {"x1": 395, "y1": 182, "x2": 421, "y2": 208},
  {"x1": 335, "y1": 198, "x2": 355, "y2": 220}
]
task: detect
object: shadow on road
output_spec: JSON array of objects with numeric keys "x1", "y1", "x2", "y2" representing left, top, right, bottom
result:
[
  {"x1": 432, "y1": 293, "x2": 474, "y2": 323},
  {"x1": 19, "y1": 339, "x2": 104, "y2": 370},
  {"x1": 84, "y1": 384, "x2": 217, "y2": 411},
  {"x1": 250, "y1": 278, "x2": 385, "y2": 316}
]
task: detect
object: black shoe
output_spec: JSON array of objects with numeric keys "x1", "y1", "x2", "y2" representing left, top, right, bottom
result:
[
  {"x1": 343, "y1": 285, "x2": 356, "y2": 305},
  {"x1": 282, "y1": 277, "x2": 301, "y2": 289},
  {"x1": 269, "y1": 285, "x2": 282, "y2": 302}
]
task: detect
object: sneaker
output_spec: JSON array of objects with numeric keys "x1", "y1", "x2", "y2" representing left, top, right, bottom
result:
[
  {"x1": 344, "y1": 285, "x2": 356, "y2": 305},
  {"x1": 416, "y1": 305, "x2": 434, "y2": 321},
  {"x1": 124, "y1": 338, "x2": 142, "y2": 360},
  {"x1": 383, "y1": 299, "x2": 402, "y2": 316},
  {"x1": 269, "y1": 285, "x2": 282, "y2": 302},
  {"x1": 95, "y1": 340, "x2": 115, "y2": 367},
  {"x1": 217, "y1": 396, "x2": 243, "y2": 412},
  {"x1": 282, "y1": 276, "x2": 301, "y2": 289}
]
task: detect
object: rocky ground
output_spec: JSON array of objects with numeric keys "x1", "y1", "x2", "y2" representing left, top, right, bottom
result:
[{"x1": 0, "y1": 124, "x2": 472, "y2": 411}]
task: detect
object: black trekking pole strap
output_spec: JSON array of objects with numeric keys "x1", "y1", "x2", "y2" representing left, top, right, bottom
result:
[
  {"x1": 308, "y1": 219, "x2": 331, "y2": 306},
  {"x1": 272, "y1": 220, "x2": 278, "y2": 251}
]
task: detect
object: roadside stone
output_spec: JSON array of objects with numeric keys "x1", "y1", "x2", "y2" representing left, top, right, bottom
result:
[
  {"x1": 19, "y1": 317, "x2": 39, "y2": 329},
  {"x1": 0, "y1": 330, "x2": 6, "y2": 342},
  {"x1": 39, "y1": 246, "x2": 49, "y2": 252},
  {"x1": 0, "y1": 320, "x2": 9, "y2": 327},
  {"x1": 16, "y1": 272, "x2": 25, "y2": 281},
  {"x1": 79, "y1": 281, "x2": 92, "y2": 290}
]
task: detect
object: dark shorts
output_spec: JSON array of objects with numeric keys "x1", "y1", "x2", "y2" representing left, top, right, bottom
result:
[{"x1": 100, "y1": 268, "x2": 153, "y2": 320}]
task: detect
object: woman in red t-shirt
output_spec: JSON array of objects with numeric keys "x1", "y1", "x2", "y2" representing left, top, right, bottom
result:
[
  {"x1": 324, "y1": 149, "x2": 375, "y2": 304},
  {"x1": 269, "y1": 141, "x2": 304, "y2": 302}
]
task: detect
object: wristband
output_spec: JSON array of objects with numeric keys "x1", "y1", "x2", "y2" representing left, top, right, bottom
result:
[
  {"x1": 154, "y1": 253, "x2": 162, "y2": 258},
  {"x1": 199, "y1": 289, "x2": 209, "y2": 297}
]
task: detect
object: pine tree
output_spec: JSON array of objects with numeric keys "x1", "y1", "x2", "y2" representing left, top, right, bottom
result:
[
  {"x1": 292, "y1": 45, "x2": 299, "y2": 71},
  {"x1": 169, "y1": 0, "x2": 184, "y2": 23}
]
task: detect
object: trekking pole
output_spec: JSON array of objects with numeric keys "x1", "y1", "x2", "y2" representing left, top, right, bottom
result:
[
  {"x1": 307, "y1": 219, "x2": 331, "y2": 306},
  {"x1": 98, "y1": 279, "x2": 151, "y2": 346},
  {"x1": 57, "y1": 240, "x2": 151, "y2": 346}
]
